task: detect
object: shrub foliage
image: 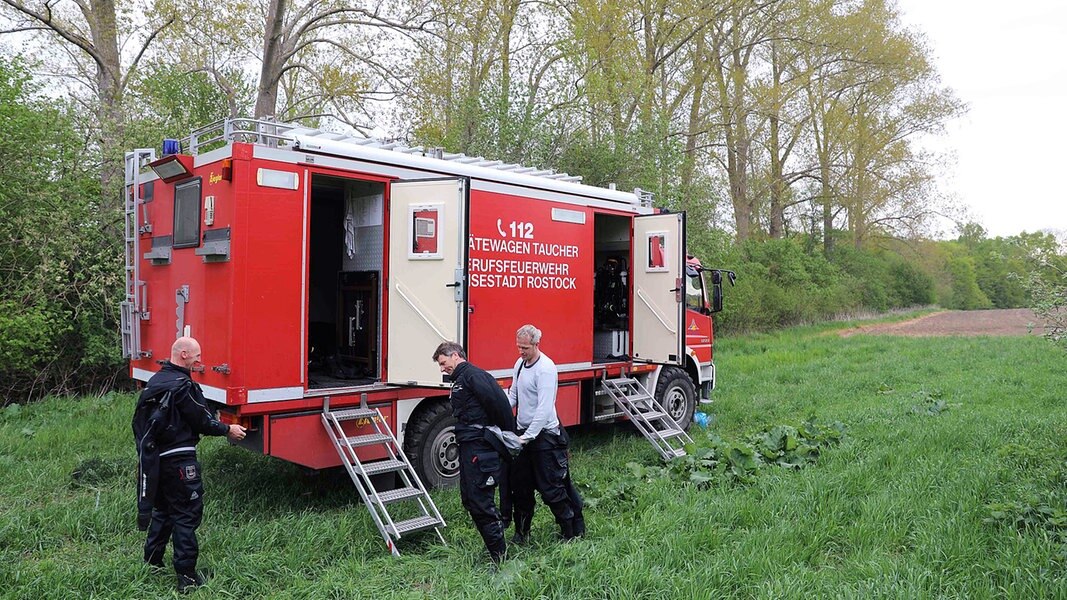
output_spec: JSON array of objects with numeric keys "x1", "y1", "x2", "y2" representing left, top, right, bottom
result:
[{"x1": 0, "y1": 58, "x2": 123, "y2": 403}]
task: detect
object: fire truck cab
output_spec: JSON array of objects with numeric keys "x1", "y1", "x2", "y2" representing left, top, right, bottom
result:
[{"x1": 122, "y1": 119, "x2": 724, "y2": 488}]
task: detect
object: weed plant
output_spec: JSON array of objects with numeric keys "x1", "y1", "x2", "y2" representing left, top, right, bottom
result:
[{"x1": 2, "y1": 321, "x2": 1066, "y2": 598}]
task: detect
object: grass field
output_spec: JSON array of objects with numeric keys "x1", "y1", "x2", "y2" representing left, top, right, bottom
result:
[{"x1": 3, "y1": 319, "x2": 1067, "y2": 599}]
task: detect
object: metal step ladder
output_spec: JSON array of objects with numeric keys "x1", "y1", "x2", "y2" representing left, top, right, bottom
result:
[
  {"x1": 321, "y1": 395, "x2": 446, "y2": 556},
  {"x1": 601, "y1": 376, "x2": 693, "y2": 460}
]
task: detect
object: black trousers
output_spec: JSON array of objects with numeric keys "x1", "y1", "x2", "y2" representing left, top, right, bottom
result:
[
  {"x1": 458, "y1": 438, "x2": 507, "y2": 560},
  {"x1": 510, "y1": 429, "x2": 584, "y2": 537},
  {"x1": 144, "y1": 454, "x2": 204, "y2": 575}
]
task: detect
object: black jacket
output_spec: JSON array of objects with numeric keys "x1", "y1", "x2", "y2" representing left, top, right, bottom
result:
[
  {"x1": 133, "y1": 361, "x2": 228, "y2": 528},
  {"x1": 448, "y1": 361, "x2": 516, "y2": 442},
  {"x1": 143, "y1": 361, "x2": 229, "y2": 455}
]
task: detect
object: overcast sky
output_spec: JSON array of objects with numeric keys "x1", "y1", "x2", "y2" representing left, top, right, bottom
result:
[{"x1": 893, "y1": 0, "x2": 1067, "y2": 239}]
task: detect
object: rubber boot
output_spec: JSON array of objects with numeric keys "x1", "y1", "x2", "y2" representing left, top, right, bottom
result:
[
  {"x1": 511, "y1": 511, "x2": 532, "y2": 545},
  {"x1": 489, "y1": 546, "x2": 507, "y2": 565},
  {"x1": 558, "y1": 517, "x2": 577, "y2": 541},
  {"x1": 478, "y1": 519, "x2": 508, "y2": 564},
  {"x1": 176, "y1": 571, "x2": 205, "y2": 594},
  {"x1": 572, "y1": 514, "x2": 586, "y2": 538}
]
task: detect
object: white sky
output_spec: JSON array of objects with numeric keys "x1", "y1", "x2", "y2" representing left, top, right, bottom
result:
[{"x1": 894, "y1": 0, "x2": 1067, "y2": 239}]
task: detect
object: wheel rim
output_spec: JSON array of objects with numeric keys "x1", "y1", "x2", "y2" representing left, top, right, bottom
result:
[
  {"x1": 430, "y1": 426, "x2": 459, "y2": 479},
  {"x1": 665, "y1": 385, "x2": 687, "y2": 421}
]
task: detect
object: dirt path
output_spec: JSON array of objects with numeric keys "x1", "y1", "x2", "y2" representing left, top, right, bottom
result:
[{"x1": 839, "y1": 308, "x2": 1047, "y2": 337}]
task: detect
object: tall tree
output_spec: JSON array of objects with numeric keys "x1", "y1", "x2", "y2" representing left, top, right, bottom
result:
[
  {"x1": 253, "y1": 0, "x2": 426, "y2": 124},
  {"x1": 148, "y1": 0, "x2": 260, "y2": 119},
  {"x1": 403, "y1": 0, "x2": 584, "y2": 173},
  {"x1": 799, "y1": 0, "x2": 867, "y2": 255},
  {"x1": 0, "y1": 0, "x2": 173, "y2": 204},
  {"x1": 752, "y1": 0, "x2": 816, "y2": 238},
  {"x1": 702, "y1": 0, "x2": 783, "y2": 241},
  {"x1": 831, "y1": 1, "x2": 962, "y2": 247}
]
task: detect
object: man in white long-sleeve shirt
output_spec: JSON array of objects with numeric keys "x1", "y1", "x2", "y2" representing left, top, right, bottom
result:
[{"x1": 507, "y1": 324, "x2": 585, "y2": 543}]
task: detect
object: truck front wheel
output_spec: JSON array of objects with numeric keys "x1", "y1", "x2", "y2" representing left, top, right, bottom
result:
[
  {"x1": 655, "y1": 366, "x2": 697, "y2": 431},
  {"x1": 403, "y1": 400, "x2": 460, "y2": 489}
]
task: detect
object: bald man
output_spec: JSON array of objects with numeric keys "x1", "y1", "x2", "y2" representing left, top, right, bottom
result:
[{"x1": 136, "y1": 337, "x2": 245, "y2": 593}]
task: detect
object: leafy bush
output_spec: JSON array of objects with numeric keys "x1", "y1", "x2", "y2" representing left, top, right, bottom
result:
[
  {"x1": 833, "y1": 245, "x2": 894, "y2": 310},
  {"x1": 944, "y1": 255, "x2": 993, "y2": 310},
  {"x1": 956, "y1": 226, "x2": 1053, "y2": 309},
  {"x1": 1026, "y1": 246, "x2": 1067, "y2": 351},
  {"x1": 703, "y1": 237, "x2": 932, "y2": 333},
  {"x1": 0, "y1": 57, "x2": 121, "y2": 403},
  {"x1": 888, "y1": 258, "x2": 936, "y2": 306}
]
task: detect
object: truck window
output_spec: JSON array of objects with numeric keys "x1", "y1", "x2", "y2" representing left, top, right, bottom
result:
[
  {"x1": 173, "y1": 179, "x2": 202, "y2": 248},
  {"x1": 685, "y1": 271, "x2": 704, "y2": 311}
]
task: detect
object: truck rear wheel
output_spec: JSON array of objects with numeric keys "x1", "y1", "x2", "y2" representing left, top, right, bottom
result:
[
  {"x1": 655, "y1": 366, "x2": 696, "y2": 431},
  {"x1": 403, "y1": 400, "x2": 460, "y2": 489}
]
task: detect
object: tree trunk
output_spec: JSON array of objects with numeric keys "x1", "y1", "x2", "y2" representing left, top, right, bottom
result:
[
  {"x1": 822, "y1": 181, "x2": 834, "y2": 258},
  {"x1": 767, "y1": 42, "x2": 784, "y2": 238},
  {"x1": 83, "y1": 0, "x2": 125, "y2": 212},
  {"x1": 679, "y1": 34, "x2": 707, "y2": 200},
  {"x1": 497, "y1": 0, "x2": 519, "y2": 130},
  {"x1": 768, "y1": 113, "x2": 784, "y2": 238},
  {"x1": 727, "y1": 127, "x2": 753, "y2": 241},
  {"x1": 255, "y1": 0, "x2": 288, "y2": 118}
]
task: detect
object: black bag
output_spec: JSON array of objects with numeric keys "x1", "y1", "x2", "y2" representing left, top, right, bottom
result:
[{"x1": 131, "y1": 378, "x2": 190, "y2": 530}]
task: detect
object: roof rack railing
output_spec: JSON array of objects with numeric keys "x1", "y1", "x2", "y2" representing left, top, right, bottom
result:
[
  {"x1": 182, "y1": 118, "x2": 589, "y2": 185},
  {"x1": 634, "y1": 187, "x2": 655, "y2": 208}
]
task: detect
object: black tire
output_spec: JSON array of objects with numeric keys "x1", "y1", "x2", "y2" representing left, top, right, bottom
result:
[
  {"x1": 655, "y1": 366, "x2": 697, "y2": 431},
  {"x1": 403, "y1": 400, "x2": 460, "y2": 489}
]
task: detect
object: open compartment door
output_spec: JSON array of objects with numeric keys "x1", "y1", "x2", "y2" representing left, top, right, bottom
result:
[
  {"x1": 632, "y1": 212, "x2": 685, "y2": 365},
  {"x1": 386, "y1": 178, "x2": 468, "y2": 386}
]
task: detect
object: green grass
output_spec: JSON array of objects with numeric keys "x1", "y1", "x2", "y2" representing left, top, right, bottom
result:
[{"x1": 3, "y1": 323, "x2": 1067, "y2": 598}]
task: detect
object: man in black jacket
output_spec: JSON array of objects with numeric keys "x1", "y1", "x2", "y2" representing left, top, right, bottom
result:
[
  {"x1": 138, "y1": 337, "x2": 245, "y2": 593},
  {"x1": 433, "y1": 341, "x2": 516, "y2": 563}
]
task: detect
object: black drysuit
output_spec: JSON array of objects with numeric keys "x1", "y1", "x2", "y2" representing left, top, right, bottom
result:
[
  {"x1": 135, "y1": 361, "x2": 229, "y2": 576},
  {"x1": 447, "y1": 361, "x2": 516, "y2": 561}
]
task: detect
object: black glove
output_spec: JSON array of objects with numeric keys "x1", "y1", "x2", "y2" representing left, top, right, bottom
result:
[{"x1": 137, "y1": 509, "x2": 152, "y2": 531}]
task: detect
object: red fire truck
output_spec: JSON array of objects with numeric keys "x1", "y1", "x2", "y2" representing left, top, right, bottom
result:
[{"x1": 122, "y1": 119, "x2": 727, "y2": 491}]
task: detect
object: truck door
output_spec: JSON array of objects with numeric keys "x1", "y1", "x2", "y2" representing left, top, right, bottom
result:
[
  {"x1": 386, "y1": 178, "x2": 469, "y2": 387},
  {"x1": 632, "y1": 212, "x2": 685, "y2": 365}
]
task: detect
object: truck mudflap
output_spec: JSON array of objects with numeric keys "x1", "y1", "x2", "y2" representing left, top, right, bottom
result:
[
  {"x1": 699, "y1": 362, "x2": 715, "y2": 403},
  {"x1": 699, "y1": 381, "x2": 713, "y2": 404}
]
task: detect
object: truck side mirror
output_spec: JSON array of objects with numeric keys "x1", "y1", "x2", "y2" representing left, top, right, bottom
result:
[{"x1": 707, "y1": 269, "x2": 733, "y2": 313}]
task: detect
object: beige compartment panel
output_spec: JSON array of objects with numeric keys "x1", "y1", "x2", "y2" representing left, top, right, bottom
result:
[
  {"x1": 387, "y1": 179, "x2": 466, "y2": 386},
  {"x1": 632, "y1": 213, "x2": 684, "y2": 365}
]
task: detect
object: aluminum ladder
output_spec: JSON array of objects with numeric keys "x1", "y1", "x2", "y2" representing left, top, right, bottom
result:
[
  {"x1": 120, "y1": 149, "x2": 156, "y2": 359},
  {"x1": 321, "y1": 396, "x2": 446, "y2": 556},
  {"x1": 601, "y1": 376, "x2": 693, "y2": 460}
]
